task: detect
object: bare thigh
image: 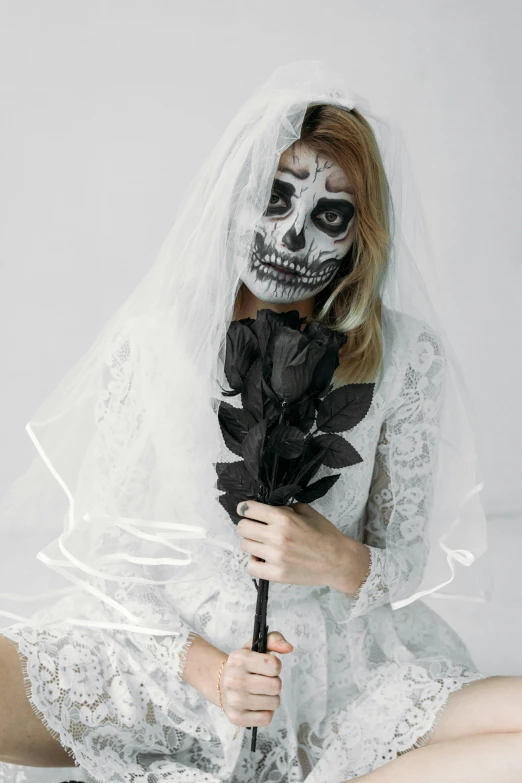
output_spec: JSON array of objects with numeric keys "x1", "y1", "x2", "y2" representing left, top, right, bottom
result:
[
  {"x1": 426, "y1": 675, "x2": 522, "y2": 746},
  {"x1": 0, "y1": 634, "x2": 76, "y2": 767}
]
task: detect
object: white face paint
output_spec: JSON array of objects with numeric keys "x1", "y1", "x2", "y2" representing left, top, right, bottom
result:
[{"x1": 240, "y1": 144, "x2": 356, "y2": 304}]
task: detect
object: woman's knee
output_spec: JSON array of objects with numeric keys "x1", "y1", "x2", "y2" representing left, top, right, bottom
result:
[
  {"x1": 0, "y1": 634, "x2": 76, "y2": 767},
  {"x1": 426, "y1": 675, "x2": 522, "y2": 746}
]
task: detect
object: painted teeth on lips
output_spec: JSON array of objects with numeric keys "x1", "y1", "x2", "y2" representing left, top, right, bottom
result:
[
  {"x1": 252, "y1": 249, "x2": 336, "y2": 284},
  {"x1": 252, "y1": 248, "x2": 307, "y2": 275},
  {"x1": 263, "y1": 251, "x2": 299, "y2": 274}
]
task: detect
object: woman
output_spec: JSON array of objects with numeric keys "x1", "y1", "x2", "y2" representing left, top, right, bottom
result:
[{"x1": 0, "y1": 61, "x2": 520, "y2": 783}]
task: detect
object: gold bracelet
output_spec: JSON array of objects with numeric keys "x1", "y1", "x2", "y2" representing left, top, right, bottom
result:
[
  {"x1": 217, "y1": 656, "x2": 228, "y2": 711},
  {"x1": 217, "y1": 656, "x2": 240, "y2": 740}
]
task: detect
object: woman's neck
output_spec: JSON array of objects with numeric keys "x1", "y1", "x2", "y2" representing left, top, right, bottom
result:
[{"x1": 233, "y1": 285, "x2": 316, "y2": 323}]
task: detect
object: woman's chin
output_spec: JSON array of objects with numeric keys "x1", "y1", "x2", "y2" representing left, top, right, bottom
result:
[{"x1": 239, "y1": 272, "x2": 314, "y2": 306}]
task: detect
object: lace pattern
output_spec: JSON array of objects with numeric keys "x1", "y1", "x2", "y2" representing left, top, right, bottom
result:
[{"x1": 326, "y1": 322, "x2": 445, "y2": 624}]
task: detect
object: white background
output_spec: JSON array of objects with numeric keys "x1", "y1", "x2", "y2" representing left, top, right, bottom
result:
[{"x1": 0, "y1": 0, "x2": 521, "y2": 672}]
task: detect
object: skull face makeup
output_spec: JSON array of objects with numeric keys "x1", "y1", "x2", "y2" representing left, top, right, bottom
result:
[{"x1": 241, "y1": 143, "x2": 356, "y2": 304}]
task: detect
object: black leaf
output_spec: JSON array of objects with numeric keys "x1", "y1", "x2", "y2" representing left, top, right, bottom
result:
[
  {"x1": 217, "y1": 400, "x2": 256, "y2": 457},
  {"x1": 265, "y1": 424, "x2": 305, "y2": 459},
  {"x1": 242, "y1": 419, "x2": 268, "y2": 480},
  {"x1": 316, "y1": 383, "x2": 375, "y2": 433},
  {"x1": 312, "y1": 433, "x2": 363, "y2": 469},
  {"x1": 267, "y1": 484, "x2": 303, "y2": 506},
  {"x1": 218, "y1": 492, "x2": 243, "y2": 525},
  {"x1": 215, "y1": 460, "x2": 257, "y2": 496},
  {"x1": 294, "y1": 443, "x2": 328, "y2": 486},
  {"x1": 294, "y1": 473, "x2": 341, "y2": 503}
]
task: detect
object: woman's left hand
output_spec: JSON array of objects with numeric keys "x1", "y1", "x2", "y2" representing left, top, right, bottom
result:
[{"x1": 235, "y1": 498, "x2": 357, "y2": 590}]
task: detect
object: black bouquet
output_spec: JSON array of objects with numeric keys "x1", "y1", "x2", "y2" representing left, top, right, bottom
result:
[{"x1": 214, "y1": 309, "x2": 374, "y2": 751}]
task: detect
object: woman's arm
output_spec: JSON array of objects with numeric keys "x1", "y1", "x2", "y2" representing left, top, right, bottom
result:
[
  {"x1": 327, "y1": 418, "x2": 393, "y2": 622},
  {"x1": 327, "y1": 323, "x2": 446, "y2": 623},
  {"x1": 181, "y1": 634, "x2": 228, "y2": 707},
  {"x1": 328, "y1": 535, "x2": 372, "y2": 598}
]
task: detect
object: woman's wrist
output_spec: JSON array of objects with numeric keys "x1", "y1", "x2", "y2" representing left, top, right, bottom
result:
[
  {"x1": 327, "y1": 534, "x2": 372, "y2": 598},
  {"x1": 181, "y1": 634, "x2": 228, "y2": 708}
]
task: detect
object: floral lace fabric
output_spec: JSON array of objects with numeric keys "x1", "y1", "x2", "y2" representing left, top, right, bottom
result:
[{"x1": 0, "y1": 307, "x2": 489, "y2": 783}]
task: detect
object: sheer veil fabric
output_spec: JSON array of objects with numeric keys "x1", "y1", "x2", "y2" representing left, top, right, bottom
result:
[{"x1": 0, "y1": 59, "x2": 488, "y2": 639}]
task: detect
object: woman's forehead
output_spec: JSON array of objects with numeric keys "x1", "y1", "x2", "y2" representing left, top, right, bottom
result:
[{"x1": 277, "y1": 144, "x2": 353, "y2": 195}]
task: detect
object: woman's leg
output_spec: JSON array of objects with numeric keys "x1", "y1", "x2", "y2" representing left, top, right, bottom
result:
[
  {"x1": 354, "y1": 732, "x2": 522, "y2": 782},
  {"x1": 425, "y1": 675, "x2": 522, "y2": 745},
  {"x1": 348, "y1": 675, "x2": 522, "y2": 782},
  {"x1": 0, "y1": 634, "x2": 76, "y2": 767}
]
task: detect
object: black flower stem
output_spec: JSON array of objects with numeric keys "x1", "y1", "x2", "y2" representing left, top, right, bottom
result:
[
  {"x1": 250, "y1": 407, "x2": 285, "y2": 752},
  {"x1": 303, "y1": 424, "x2": 318, "y2": 445}
]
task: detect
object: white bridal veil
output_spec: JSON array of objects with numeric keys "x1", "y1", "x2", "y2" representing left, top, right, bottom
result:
[{"x1": 0, "y1": 60, "x2": 488, "y2": 636}]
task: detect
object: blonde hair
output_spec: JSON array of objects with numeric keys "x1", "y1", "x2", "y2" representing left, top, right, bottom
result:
[{"x1": 236, "y1": 102, "x2": 393, "y2": 387}]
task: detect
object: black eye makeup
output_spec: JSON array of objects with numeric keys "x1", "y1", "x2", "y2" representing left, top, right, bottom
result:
[
  {"x1": 264, "y1": 179, "x2": 295, "y2": 216},
  {"x1": 316, "y1": 210, "x2": 343, "y2": 227},
  {"x1": 263, "y1": 182, "x2": 356, "y2": 235},
  {"x1": 312, "y1": 198, "x2": 355, "y2": 236}
]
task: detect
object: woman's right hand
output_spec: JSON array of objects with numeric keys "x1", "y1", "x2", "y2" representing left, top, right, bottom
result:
[{"x1": 220, "y1": 631, "x2": 294, "y2": 727}]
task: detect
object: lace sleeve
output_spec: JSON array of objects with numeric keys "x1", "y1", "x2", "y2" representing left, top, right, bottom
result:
[
  {"x1": 327, "y1": 420, "x2": 391, "y2": 623},
  {"x1": 327, "y1": 323, "x2": 445, "y2": 623}
]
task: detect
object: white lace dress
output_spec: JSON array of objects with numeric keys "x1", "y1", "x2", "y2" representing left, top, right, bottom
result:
[{"x1": 0, "y1": 307, "x2": 488, "y2": 783}]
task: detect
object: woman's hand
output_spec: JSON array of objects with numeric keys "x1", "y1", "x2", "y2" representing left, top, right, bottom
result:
[
  {"x1": 235, "y1": 498, "x2": 366, "y2": 591},
  {"x1": 220, "y1": 630, "x2": 293, "y2": 727}
]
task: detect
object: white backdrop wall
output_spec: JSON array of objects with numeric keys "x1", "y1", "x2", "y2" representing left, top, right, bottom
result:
[{"x1": 1, "y1": 0, "x2": 521, "y2": 671}]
